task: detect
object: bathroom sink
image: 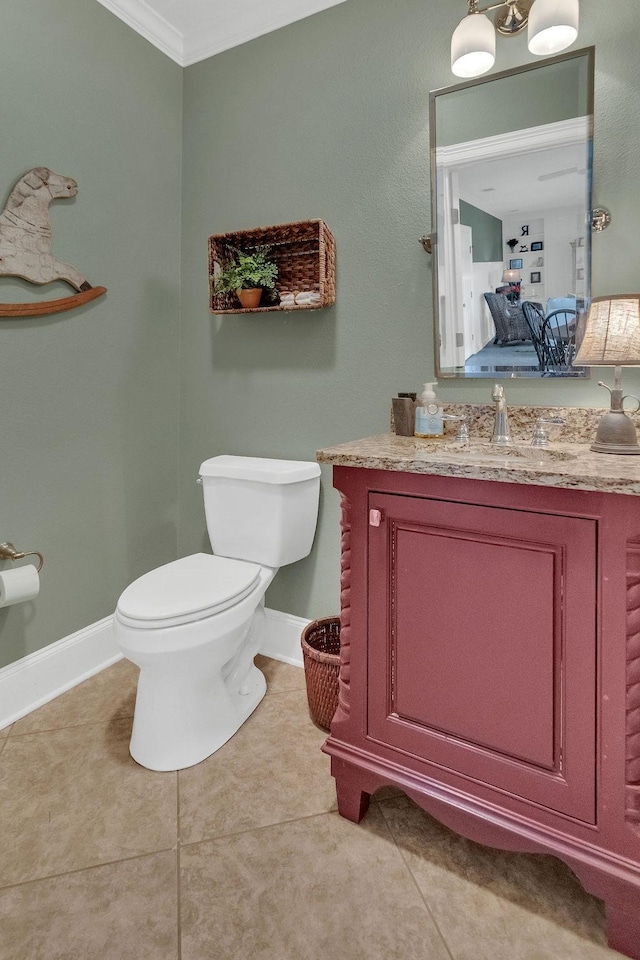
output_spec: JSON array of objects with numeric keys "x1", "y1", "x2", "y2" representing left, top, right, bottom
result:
[
  {"x1": 464, "y1": 443, "x2": 577, "y2": 463},
  {"x1": 412, "y1": 440, "x2": 577, "y2": 464}
]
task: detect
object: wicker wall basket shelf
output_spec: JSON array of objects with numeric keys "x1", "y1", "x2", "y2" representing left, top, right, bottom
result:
[{"x1": 208, "y1": 219, "x2": 336, "y2": 314}]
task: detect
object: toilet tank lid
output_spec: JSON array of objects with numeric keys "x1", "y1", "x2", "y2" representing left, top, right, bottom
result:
[{"x1": 199, "y1": 456, "x2": 321, "y2": 484}]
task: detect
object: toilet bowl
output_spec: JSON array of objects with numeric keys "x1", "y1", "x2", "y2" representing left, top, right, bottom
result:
[{"x1": 114, "y1": 456, "x2": 320, "y2": 771}]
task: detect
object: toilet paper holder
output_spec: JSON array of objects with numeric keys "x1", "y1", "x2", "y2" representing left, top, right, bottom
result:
[{"x1": 0, "y1": 541, "x2": 44, "y2": 572}]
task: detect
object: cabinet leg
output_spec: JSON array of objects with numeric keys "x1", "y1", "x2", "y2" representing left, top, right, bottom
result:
[
  {"x1": 605, "y1": 892, "x2": 640, "y2": 960},
  {"x1": 335, "y1": 779, "x2": 371, "y2": 823}
]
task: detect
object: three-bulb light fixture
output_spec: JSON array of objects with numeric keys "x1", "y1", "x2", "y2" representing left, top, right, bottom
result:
[{"x1": 451, "y1": 0, "x2": 579, "y2": 78}]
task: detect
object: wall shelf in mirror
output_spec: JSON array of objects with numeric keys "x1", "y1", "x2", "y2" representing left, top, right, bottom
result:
[{"x1": 208, "y1": 219, "x2": 335, "y2": 315}]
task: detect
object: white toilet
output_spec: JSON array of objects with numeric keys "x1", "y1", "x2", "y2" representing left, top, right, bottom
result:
[{"x1": 114, "y1": 455, "x2": 321, "y2": 772}]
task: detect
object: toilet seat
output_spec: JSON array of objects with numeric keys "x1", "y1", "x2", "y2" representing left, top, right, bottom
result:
[{"x1": 116, "y1": 553, "x2": 262, "y2": 629}]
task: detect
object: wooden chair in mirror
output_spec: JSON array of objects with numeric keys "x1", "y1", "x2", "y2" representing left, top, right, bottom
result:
[{"x1": 521, "y1": 301, "x2": 579, "y2": 375}]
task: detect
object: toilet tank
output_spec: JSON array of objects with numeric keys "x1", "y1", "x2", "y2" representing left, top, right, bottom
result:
[{"x1": 199, "y1": 456, "x2": 321, "y2": 567}]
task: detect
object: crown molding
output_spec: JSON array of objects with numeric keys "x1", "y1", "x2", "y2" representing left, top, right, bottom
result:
[
  {"x1": 436, "y1": 117, "x2": 591, "y2": 168},
  {"x1": 95, "y1": 0, "x2": 184, "y2": 65},
  {"x1": 96, "y1": 0, "x2": 349, "y2": 67}
]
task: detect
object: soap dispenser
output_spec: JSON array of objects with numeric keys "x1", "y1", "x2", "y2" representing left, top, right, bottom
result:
[{"x1": 414, "y1": 382, "x2": 444, "y2": 439}]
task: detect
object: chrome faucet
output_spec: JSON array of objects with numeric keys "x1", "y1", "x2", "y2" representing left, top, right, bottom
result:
[
  {"x1": 490, "y1": 384, "x2": 511, "y2": 445},
  {"x1": 531, "y1": 416, "x2": 566, "y2": 447}
]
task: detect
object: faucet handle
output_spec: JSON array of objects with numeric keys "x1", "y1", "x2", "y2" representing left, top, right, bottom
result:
[
  {"x1": 531, "y1": 416, "x2": 565, "y2": 448},
  {"x1": 442, "y1": 414, "x2": 469, "y2": 443}
]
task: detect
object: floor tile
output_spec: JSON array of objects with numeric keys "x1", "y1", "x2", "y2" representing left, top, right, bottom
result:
[
  {"x1": 179, "y1": 688, "x2": 336, "y2": 844},
  {"x1": 255, "y1": 654, "x2": 306, "y2": 695},
  {"x1": 10, "y1": 659, "x2": 138, "y2": 736},
  {"x1": 0, "y1": 718, "x2": 177, "y2": 887},
  {"x1": 5, "y1": 652, "x2": 629, "y2": 960},
  {"x1": 372, "y1": 785, "x2": 405, "y2": 801},
  {"x1": 180, "y1": 807, "x2": 451, "y2": 960},
  {"x1": 0, "y1": 724, "x2": 11, "y2": 740},
  {"x1": 0, "y1": 850, "x2": 178, "y2": 960},
  {"x1": 379, "y1": 796, "x2": 620, "y2": 960}
]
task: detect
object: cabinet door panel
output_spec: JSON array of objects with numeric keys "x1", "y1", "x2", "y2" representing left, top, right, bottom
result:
[
  {"x1": 394, "y1": 526, "x2": 556, "y2": 768},
  {"x1": 367, "y1": 493, "x2": 597, "y2": 823}
]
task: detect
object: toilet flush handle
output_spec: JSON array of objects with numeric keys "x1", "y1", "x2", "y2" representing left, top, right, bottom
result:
[{"x1": 196, "y1": 477, "x2": 203, "y2": 485}]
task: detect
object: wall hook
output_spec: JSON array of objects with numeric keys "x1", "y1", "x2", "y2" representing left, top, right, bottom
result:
[{"x1": 0, "y1": 541, "x2": 44, "y2": 573}]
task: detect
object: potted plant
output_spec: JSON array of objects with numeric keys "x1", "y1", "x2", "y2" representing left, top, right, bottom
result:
[{"x1": 212, "y1": 246, "x2": 278, "y2": 309}]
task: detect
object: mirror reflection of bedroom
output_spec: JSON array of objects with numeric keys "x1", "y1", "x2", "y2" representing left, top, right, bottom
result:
[{"x1": 432, "y1": 48, "x2": 593, "y2": 379}]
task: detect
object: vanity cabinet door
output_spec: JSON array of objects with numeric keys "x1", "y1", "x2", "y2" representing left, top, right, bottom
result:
[{"x1": 367, "y1": 493, "x2": 597, "y2": 823}]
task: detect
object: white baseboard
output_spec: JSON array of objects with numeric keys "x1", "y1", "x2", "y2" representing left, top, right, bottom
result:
[
  {"x1": 0, "y1": 607, "x2": 306, "y2": 730},
  {"x1": 0, "y1": 617, "x2": 120, "y2": 730},
  {"x1": 262, "y1": 608, "x2": 308, "y2": 668}
]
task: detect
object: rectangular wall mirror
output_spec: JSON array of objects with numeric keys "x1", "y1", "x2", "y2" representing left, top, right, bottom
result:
[{"x1": 430, "y1": 47, "x2": 594, "y2": 379}]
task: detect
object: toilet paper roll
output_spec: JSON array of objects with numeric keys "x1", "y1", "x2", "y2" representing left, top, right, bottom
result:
[{"x1": 0, "y1": 565, "x2": 40, "y2": 608}]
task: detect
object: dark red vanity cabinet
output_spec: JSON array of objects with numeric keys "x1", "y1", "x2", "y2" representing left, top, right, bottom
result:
[
  {"x1": 368, "y1": 490, "x2": 597, "y2": 823},
  {"x1": 323, "y1": 466, "x2": 640, "y2": 960}
]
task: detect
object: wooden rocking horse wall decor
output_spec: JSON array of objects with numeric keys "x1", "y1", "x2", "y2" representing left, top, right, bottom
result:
[{"x1": 0, "y1": 167, "x2": 107, "y2": 317}]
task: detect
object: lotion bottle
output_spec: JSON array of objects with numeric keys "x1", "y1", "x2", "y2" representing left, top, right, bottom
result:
[{"x1": 414, "y1": 382, "x2": 444, "y2": 438}]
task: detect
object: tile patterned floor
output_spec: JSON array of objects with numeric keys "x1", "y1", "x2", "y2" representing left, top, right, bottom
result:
[{"x1": 0, "y1": 655, "x2": 624, "y2": 959}]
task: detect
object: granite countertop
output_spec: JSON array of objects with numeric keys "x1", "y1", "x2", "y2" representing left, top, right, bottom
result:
[{"x1": 316, "y1": 404, "x2": 640, "y2": 497}]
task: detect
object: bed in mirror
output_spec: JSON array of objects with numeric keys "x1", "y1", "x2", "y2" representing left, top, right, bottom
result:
[{"x1": 430, "y1": 47, "x2": 594, "y2": 379}]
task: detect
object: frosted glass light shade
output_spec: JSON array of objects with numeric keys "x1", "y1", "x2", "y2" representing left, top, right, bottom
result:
[
  {"x1": 451, "y1": 12, "x2": 496, "y2": 78},
  {"x1": 528, "y1": 0, "x2": 579, "y2": 56}
]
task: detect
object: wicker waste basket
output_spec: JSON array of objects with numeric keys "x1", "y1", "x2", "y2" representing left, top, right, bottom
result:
[{"x1": 301, "y1": 616, "x2": 341, "y2": 731}]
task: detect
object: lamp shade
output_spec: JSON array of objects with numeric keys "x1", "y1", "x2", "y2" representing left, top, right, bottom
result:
[
  {"x1": 451, "y1": 12, "x2": 496, "y2": 78},
  {"x1": 502, "y1": 269, "x2": 521, "y2": 283},
  {"x1": 528, "y1": 0, "x2": 579, "y2": 56},
  {"x1": 574, "y1": 295, "x2": 640, "y2": 366}
]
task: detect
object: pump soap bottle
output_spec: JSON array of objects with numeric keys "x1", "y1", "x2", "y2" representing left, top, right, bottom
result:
[{"x1": 414, "y1": 382, "x2": 444, "y2": 439}]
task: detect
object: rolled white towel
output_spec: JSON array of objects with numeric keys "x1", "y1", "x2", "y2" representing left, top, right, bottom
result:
[
  {"x1": 295, "y1": 291, "x2": 322, "y2": 306},
  {"x1": 279, "y1": 292, "x2": 295, "y2": 306}
]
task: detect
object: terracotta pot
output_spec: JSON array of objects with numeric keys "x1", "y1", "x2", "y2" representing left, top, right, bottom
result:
[{"x1": 236, "y1": 288, "x2": 262, "y2": 309}]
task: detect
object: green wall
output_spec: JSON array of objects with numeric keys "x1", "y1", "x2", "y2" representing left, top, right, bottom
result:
[
  {"x1": 179, "y1": 0, "x2": 438, "y2": 617},
  {"x1": 0, "y1": 0, "x2": 182, "y2": 667},
  {"x1": 179, "y1": 0, "x2": 640, "y2": 622},
  {"x1": 2, "y1": 0, "x2": 639, "y2": 669},
  {"x1": 459, "y1": 201, "x2": 503, "y2": 263}
]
